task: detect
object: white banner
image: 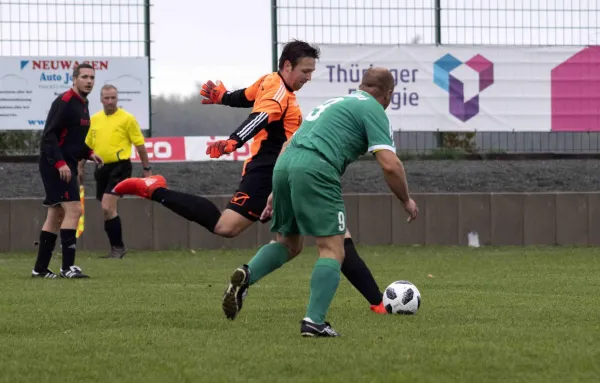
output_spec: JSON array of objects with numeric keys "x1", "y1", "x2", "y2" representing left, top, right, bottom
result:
[
  {"x1": 294, "y1": 45, "x2": 600, "y2": 132},
  {"x1": 0, "y1": 56, "x2": 149, "y2": 130}
]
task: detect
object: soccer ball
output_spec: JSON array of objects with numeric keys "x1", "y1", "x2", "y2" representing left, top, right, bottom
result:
[{"x1": 382, "y1": 280, "x2": 421, "y2": 315}]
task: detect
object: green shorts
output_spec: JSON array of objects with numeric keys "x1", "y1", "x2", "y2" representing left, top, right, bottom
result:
[{"x1": 270, "y1": 148, "x2": 346, "y2": 237}]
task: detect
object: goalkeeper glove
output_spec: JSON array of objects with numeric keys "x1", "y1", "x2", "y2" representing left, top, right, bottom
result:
[
  {"x1": 206, "y1": 139, "x2": 239, "y2": 159},
  {"x1": 200, "y1": 80, "x2": 227, "y2": 104}
]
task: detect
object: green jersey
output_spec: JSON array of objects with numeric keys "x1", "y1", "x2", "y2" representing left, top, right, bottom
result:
[{"x1": 289, "y1": 90, "x2": 396, "y2": 175}]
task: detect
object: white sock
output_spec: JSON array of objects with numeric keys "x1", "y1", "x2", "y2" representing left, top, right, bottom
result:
[{"x1": 303, "y1": 317, "x2": 324, "y2": 325}]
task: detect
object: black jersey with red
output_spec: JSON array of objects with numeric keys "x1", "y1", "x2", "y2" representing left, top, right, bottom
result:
[{"x1": 40, "y1": 88, "x2": 93, "y2": 169}]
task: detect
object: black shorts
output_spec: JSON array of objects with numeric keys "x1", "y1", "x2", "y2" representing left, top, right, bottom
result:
[
  {"x1": 226, "y1": 168, "x2": 273, "y2": 222},
  {"x1": 39, "y1": 159, "x2": 80, "y2": 207},
  {"x1": 94, "y1": 160, "x2": 133, "y2": 201}
]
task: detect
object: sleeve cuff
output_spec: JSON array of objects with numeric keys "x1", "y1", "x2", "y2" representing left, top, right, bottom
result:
[
  {"x1": 368, "y1": 144, "x2": 396, "y2": 153},
  {"x1": 54, "y1": 160, "x2": 66, "y2": 169},
  {"x1": 220, "y1": 92, "x2": 230, "y2": 105},
  {"x1": 229, "y1": 136, "x2": 243, "y2": 148}
]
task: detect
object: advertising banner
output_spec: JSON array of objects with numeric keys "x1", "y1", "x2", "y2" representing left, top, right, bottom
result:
[
  {"x1": 294, "y1": 45, "x2": 600, "y2": 132},
  {"x1": 129, "y1": 136, "x2": 252, "y2": 163},
  {"x1": 0, "y1": 56, "x2": 150, "y2": 131}
]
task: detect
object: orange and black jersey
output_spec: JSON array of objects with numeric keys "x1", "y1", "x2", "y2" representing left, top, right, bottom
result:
[
  {"x1": 40, "y1": 88, "x2": 93, "y2": 169},
  {"x1": 223, "y1": 72, "x2": 302, "y2": 175}
]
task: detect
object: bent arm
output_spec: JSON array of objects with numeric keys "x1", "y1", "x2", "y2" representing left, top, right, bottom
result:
[
  {"x1": 228, "y1": 100, "x2": 282, "y2": 147},
  {"x1": 221, "y1": 88, "x2": 254, "y2": 108},
  {"x1": 374, "y1": 149, "x2": 410, "y2": 204}
]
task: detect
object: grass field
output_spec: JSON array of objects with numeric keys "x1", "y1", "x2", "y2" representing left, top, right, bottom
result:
[{"x1": 1, "y1": 245, "x2": 599, "y2": 383}]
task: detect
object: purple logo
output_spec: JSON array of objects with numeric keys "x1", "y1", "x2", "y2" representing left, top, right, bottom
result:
[{"x1": 434, "y1": 53, "x2": 494, "y2": 122}]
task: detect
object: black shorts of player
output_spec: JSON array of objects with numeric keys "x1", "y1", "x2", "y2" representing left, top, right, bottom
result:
[
  {"x1": 39, "y1": 158, "x2": 80, "y2": 207},
  {"x1": 94, "y1": 160, "x2": 133, "y2": 201},
  {"x1": 226, "y1": 168, "x2": 273, "y2": 222}
]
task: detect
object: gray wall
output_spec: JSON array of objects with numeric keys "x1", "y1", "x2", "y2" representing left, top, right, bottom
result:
[{"x1": 2, "y1": 192, "x2": 598, "y2": 253}]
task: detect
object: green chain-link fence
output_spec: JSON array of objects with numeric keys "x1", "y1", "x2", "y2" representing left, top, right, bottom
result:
[{"x1": 271, "y1": 0, "x2": 600, "y2": 154}]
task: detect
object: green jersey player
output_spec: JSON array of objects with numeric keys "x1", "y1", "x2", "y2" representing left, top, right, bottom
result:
[{"x1": 221, "y1": 67, "x2": 419, "y2": 337}]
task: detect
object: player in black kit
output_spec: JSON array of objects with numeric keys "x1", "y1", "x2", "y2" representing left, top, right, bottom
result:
[{"x1": 31, "y1": 63, "x2": 104, "y2": 279}]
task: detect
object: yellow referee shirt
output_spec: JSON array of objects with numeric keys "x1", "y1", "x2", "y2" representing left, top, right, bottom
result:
[{"x1": 86, "y1": 108, "x2": 145, "y2": 164}]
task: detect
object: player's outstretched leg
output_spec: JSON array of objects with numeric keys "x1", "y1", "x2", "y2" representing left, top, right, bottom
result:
[
  {"x1": 341, "y1": 231, "x2": 386, "y2": 314},
  {"x1": 222, "y1": 236, "x2": 301, "y2": 320},
  {"x1": 113, "y1": 175, "x2": 223, "y2": 233},
  {"x1": 112, "y1": 175, "x2": 166, "y2": 199},
  {"x1": 300, "y1": 235, "x2": 344, "y2": 338}
]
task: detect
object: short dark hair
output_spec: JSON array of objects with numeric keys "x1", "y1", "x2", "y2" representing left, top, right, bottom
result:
[
  {"x1": 73, "y1": 63, "x2": 94, "y2": 78},
  {"x1": 278, "y1": 39, "x2": 320, "y2": 70}
]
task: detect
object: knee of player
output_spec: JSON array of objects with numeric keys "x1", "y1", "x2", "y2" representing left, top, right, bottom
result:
[
  {"x1": 64, "y1": 203, "x2": 82, "y2": 218},
  {"x1": 277, "y1": 239, "x2": 303, "y2": 258},
  {"x1": 101, "y1": 202, "x2": 116, "y2": 216},
  {"x1": 46, "y1": 209, "x2": 65, "y2": 225},
  {"x1": 315, "y1": 240, "x2": 345, "y2": 261},
  {"x1": 213, "y1": 221, "x2": 242, "y2": 238},
  {"x1": 54, "y1": 209, "x2": 66, "y2": 222},
  {"x1": 287, "y1": 244, "x2": 303, "y2": 258}
]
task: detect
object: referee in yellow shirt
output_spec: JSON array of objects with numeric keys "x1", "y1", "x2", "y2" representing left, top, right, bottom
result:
[{"x1": 81, "y1": 84, "x2": 151, "y2": 259}]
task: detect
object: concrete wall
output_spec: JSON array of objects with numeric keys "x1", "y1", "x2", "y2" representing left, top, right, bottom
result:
[{"x1": 1, "y1": 192, "x2": 598, "y2": 252}]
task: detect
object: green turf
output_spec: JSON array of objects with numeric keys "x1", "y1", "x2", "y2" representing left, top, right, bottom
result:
[{"x1": 1, "y1": 245, "x2": 599, "y2": 383}]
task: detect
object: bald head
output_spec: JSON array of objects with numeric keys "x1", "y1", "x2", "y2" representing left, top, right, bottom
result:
[{"x1": 358, "y1": 67, "x2": 396, "y2": 109}]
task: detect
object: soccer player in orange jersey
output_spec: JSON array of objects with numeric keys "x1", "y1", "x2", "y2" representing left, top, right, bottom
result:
[{"x1": 114, "y1": 40, "x2": 388, "y2": 314}]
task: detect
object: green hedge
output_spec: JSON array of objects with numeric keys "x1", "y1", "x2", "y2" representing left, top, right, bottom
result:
[{"x1": 0, "y1": 131, "x2": 42, "y2": 155}]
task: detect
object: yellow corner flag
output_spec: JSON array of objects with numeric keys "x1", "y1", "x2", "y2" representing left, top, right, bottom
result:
[{"x1": 76, "y1": 185, "x2": 85, "y2": 238}]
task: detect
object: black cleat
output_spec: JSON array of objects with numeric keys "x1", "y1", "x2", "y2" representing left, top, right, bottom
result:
[
  {"x1": 300, "y1": 320, "x2": 341, "y2": 337},
  {"x1": 100, "y1": 246, "x2": 127, "y2": 259},
  {"x1": 31, "y1": 269, "x2": 57, "y2": 279},
  {"x1": 222, "y1": 265, "x2": 250, "y2": 320},
  {"x1": 60, "y1": 265, "x2": 90, "y2": 279}
]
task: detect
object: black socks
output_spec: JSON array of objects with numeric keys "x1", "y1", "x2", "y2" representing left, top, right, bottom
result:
[
  {"x1": 60, "y1": 229, "x2": 77, "y2": 270},
  {"x1": 34, "y1": 231, "x2": 57, "y2": 272},
  {"x1": 151, "y1": 188, "x2": 222, "y2": 232},
  {"x1": 104, "y1": 216, "x2": 124, "y2": 247},
  {"x1": 341, "y1": 238, "x2": 383, "y2": 305}
]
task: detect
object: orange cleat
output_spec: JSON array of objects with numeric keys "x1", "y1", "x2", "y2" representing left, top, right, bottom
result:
[
  {"x1": 370, "y1": 301, "x2": 388, "y2": 315},
  {"x1": 112, "y1": 175, "x2": 167, "y2": 199}
]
